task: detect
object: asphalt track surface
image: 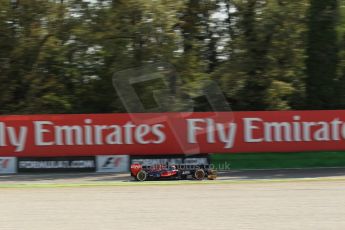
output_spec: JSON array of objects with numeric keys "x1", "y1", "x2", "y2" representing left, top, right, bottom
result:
[{"x1": 1, "y1": 168, "x2": 345, "y2": 230}]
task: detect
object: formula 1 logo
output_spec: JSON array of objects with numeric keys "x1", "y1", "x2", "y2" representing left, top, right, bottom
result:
[
  {"x1": 102, "y1": 157, "x2": 123, "y2": 168},
  {"x1": 0, "y1": 157, "x2": 16, "y2": 174},
  {"x1": 96, "y1": 155, "x2": 129, "y2": 173},
  {"x1": 0, "y1": 159, "x2": 9, "y2": 169}
]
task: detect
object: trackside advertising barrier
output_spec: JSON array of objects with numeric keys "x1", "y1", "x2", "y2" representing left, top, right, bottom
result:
[
  {"x1": 17, "y1": 157, "x2": 96, "y2": 173},
  {"x1": 2, "y1": 110, "x2": 345, "y2": 157}
]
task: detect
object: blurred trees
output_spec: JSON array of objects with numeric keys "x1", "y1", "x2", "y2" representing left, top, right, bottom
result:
[
  {"x1": 306, "y1": 0, "x2": 338, "y2": 109},
  {"x1": 215, "y1": 0, "x2": 308, "y2": 110},
  {"x1": 0, "y1": 0, "x2": 344, "y2": 114}
]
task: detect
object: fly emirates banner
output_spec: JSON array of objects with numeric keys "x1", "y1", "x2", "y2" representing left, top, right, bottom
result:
[{"x1": 0, "y1": 111, "x2": 345, "y2": 156}]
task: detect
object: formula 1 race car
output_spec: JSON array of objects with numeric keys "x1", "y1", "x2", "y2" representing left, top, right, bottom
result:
[{"x1": 130, "y1": 163, "x2": 217, "y2": 181}]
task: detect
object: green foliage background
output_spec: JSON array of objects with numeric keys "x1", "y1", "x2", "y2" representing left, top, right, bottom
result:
[{"x1": 0, "y1": 0, "x2": 344, "y2": 114}]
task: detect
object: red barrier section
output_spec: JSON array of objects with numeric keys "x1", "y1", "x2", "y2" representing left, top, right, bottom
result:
[{"x1": 1, "y1": 110, "x2": 345, "y2": 156}]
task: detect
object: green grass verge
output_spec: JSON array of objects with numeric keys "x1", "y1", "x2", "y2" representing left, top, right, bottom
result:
[
  {"x1": 1, "y1": 177, "x2": 345, "y2": 189},
  {"x1": 210, "y1": 152, "x2": 345, "y2": 170}
]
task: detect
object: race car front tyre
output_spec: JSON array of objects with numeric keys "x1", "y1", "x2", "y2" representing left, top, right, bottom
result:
[
  {"x1": 207, "y1": 170, "x2": 217, "y2": 180},
  {"x1": 136, "y1": 170, "x2": 148, "y2": 181},
  {"x1": 194, "y1": 169, "x2": 205, "y2": 180}
]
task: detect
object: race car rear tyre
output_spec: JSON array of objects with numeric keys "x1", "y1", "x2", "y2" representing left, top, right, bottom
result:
[
  {"x1": 194, "y1": 169, "x2": 205, "y2": 180},
  {"x1": 136, "y1": 170, "x2": 148, "y2": 181}
]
